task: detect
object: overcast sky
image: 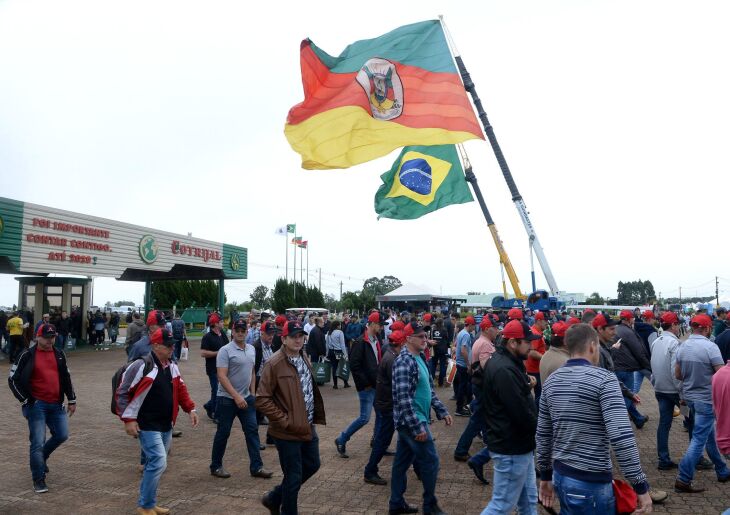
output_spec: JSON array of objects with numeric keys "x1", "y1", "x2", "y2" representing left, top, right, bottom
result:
[{"x1": 1, "y1": 0, "x2": 729, "y2": 308}]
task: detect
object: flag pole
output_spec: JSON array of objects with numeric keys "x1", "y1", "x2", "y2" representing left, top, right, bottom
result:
[
  {"x1": 306, "y1": 244, "x2": 309, "y2": 289},
  {"x1": 293, "y1": 235, "x2": 297, "y2": 301},
  {"x1": 439, "y1": 15, "x2": 560, "y2": 296},
  {"x1": 285, "y1": 230, "x2": 289, "y2": 282}
]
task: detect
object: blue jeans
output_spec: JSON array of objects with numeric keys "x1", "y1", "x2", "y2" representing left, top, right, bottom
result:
[
  {"x1": 203, "y1": 373, "x2": 219, "y2": 416},
  {"x1": 338, "y1": 388, "x2": 375, "y2": 444},
  {"x1": 22, "y1": 401, "x2": 69, "y2": 481},
  {"x1": 365, "y1": 408, "x2": 395, "y2": 478},
  {"x1": 210, "y1": 395, "x2": 263, "y2": 474},
  {"x1": 430, "y1": 351, "x2": 448, "y2": 385},
  {"x1": 389, "y1": 427, "x2": 440, "y2": 512},
  {"x1": 138, "y1": 429, "x2": 172, "y2": 509},
  {"x1": 455, "y1": 398, "x2": 487, "y2": 457},
  {"x1": 481, "y1": 451, "x2": 537, "y2": 515},
  {"x1": 553, "y1": 470, "x2": 615, "y2": 514},
  {"x1": 268, "y1": 426, "x2": 321, "y2": 515},
  {"x1": 655, "y1": 392, "x2": 680, "y2": 465},
  {"x1": 633, "y1": 369, "x2": 651, "y2": 393},
  {"x1": 614, "y1": 371, "x2": 645, "y2": 422},
  {"x1": 677, "y1": 400, "x2": 730, "y2": 483}
]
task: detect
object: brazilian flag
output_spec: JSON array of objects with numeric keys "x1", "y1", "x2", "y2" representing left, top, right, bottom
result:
[{"x1": 374, "y1": 145, "x2": 473, "y2": 220}]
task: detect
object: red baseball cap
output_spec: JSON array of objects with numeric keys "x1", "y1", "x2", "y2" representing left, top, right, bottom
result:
[
  {"x1": 592, "y1": 314, "x2": 618, "y2": 329},
  {"x1": 147, "y1": 310, "x2": 165, "y2": 327},
  {"x1": 281, "y1": 320, "x2": 306, "y2": 337},
  {"x1": 208, "y1": 312, "x2": 221, "y2": 326},
  {"x1": 566, "y1": 317, "x2": 581, "y2": 327},
  {"x1": 552, "y1": 321, "x2": 568, "y2": 337},
  {"x1": 274, "y1": 314, "x2": 287, "y2": 326},
  {"x1": 390, "y1": 320, "x2": 405, "y2": 332},
  {"x1": 534, "y1": 311, "x2": 546, "y2": 321},
  {"x1": 423, "y1": 313, "x2": 433, "y2": 322},
  {"x1": 619, "y1": 310, "x2": 635, "y2": 320},
  {"x1": 389, "y1": 330, "x2": 406, "y2": 344},
  {"x1": 368, "y1": 311, "x2": 384, "y2": 324},
  {"x1": 36, "y1": 323, "x2": 57, "y2": 338},
  {"x1": 643, "y1": 310, "x2": 655, "y2": 320},
  {"x1": 660, "y1": 312, "x2": 679, "y2": 325},
  {"x1": 502, "y1": 320, "x2": 541, "y2": 341},
  {"x1": 690, "y1": 314, "x2": 712, "y2": 328},
  {"x1": 507, "y1": 308, "x2": 523, "y2": 320},
  {"x1": 150, "y1": 328, "x2": 174, "y2": 346},
  {"x1": 479, "y1": 317, "x2": 493, "y2": 330},
  {"x1": 404, "y1": 321, "x2": 426, "y2": 336},
  {"x1": 464, "y1": 315, "x2": 476, "y2": 326}
]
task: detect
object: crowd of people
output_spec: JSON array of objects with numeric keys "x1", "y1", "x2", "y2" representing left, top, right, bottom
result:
[{"x1": 6, "y1": 303, "x2": 730, "y2": 514}]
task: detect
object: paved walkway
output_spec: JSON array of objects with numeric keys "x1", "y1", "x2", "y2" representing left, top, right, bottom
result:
[{"x1": 0, "y1": 343, "x2": 728, "y2": 514}]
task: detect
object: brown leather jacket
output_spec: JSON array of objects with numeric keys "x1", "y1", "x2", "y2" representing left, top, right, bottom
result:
[{"x1": 255, "y1": 349, "x2": 325, "y2": 441}]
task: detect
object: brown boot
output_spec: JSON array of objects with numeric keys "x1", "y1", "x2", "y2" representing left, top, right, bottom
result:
[
  {"x1": 153, "y1": 507, "x2": 171, "y2": 515},
  {"x1": 136, "y1": 508, "x2": 156, "y2": 515},
  {"x1": 674, "y1": 479, "x2": 705, "y2": 493}
]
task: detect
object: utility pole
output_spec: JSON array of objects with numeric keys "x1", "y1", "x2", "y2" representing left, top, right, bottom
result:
[
  {"x1": 717, "y1": 276, "x2": 720, "y2": 307},
  {"x1": 319, "y1": 268, "x2": 322, "y2": 291},
  {"x1": 339, "y1": 281, "x2": 343, "y2": 300},
  {"x1": 679, "y1": 286, "x2": 682, "y2": 307}
]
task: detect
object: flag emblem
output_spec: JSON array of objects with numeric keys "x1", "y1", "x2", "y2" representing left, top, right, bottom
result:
[
  {"x1": 398, "y1": 158, "x2": 432, "y2": 195},
  {"x1": 356, "y1": 58, "x2": 404, "y2": 120},
  {"x1": 385, "y1": 150, "x2": 450, "y2": 206}
]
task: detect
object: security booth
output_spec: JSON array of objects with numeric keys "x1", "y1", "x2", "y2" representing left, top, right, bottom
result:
[{"x1": 0, "y1": 196, "x2": 247, "y2": 345}]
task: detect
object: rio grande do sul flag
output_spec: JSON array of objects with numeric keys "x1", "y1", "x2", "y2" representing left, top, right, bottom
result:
[
  {"x1": 285, "y1": 20, "x2": 483, "y2": 170},
  {"x1": 374, "y1": 145, "x2": 473, "y2": 220}
]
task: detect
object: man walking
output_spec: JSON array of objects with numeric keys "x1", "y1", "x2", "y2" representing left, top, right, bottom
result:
[
  {"x1": 128, "y1": 310, "x2": 165, "y2": 361},
  {"x1": 256, "y1": 320, "x2": 326, "y2": 515},
  {"x1": 115, "y1": 328, "x2": 198, "y2": 515},
  {"x1": 7, "y1": 310, "x2": 26, "y2": 363},
  {"x1": 389, "y1": 321, "x2": 452, "y2": 515},
  {"x1": 363, "y1": 329, "x2": 407, "y2": 485},
  {"x1": 536, "y1": 323, "x2": 652, "y2": 514},
  {"x1": 454, "y1": 316, "x2": 476, "y2": 417},
  {"x1": 126, "y1": 312, "x2": 145, "y2": 356},
  {"x1": 170, "y1": 313, "x2": 188, "y2": 361},
  {"x1": 612, "y1": 310, "x2": 652, "y2": 428},
  {"x1": 527, "y1": 312, "x2": 547, "y2": 407},
  {"x1": 201, "y1": 312, "x2": 228, "y2": 422},
  {"x1": 209, "y1": 318, "x2": 273, "y2": 479},
  {"x1": 674, "y1": 314, "x2": 730, "y2": 493},
  {"x1": 336, "y1": 311, "x2": 383, "y2": 458},
  {"x1": 480, "y1": 320, "x2": 541, "y2": 514},
  {"x1": 651, "y1": 311, "x2": 683, "y2": 470},
  {"x1": 9, "y1": 323, "x2": 76, "y2": 493}
]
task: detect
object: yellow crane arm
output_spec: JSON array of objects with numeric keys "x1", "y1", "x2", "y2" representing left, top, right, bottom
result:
[{"x1": 488, "y1": 224, "x2": 525, "y2": 300}]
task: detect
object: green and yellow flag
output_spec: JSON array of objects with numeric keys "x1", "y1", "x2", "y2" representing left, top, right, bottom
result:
[{"x1": 374, "y1": 145, "x2": 473, "y2": 220}]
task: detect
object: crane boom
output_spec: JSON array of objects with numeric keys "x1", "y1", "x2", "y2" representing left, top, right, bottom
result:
[
  {"x1": 463, "y1": 165, "x2": 524, "y2": 300},
  {"x1": 453, "y1": 55, "x2": 561, "y2": 296}
]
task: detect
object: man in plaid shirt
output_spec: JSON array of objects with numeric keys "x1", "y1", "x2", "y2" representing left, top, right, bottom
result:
[{"x1": 389, "y1": 322, "x2": 452, "y2": 515}]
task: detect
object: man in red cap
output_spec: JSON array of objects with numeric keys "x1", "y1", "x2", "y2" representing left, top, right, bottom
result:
[
  {"x1": 9, "y1": 323, "x2": 76, "y2": 494},
  {"x1": 539, "y1": 321, "x2": 569, "y2": 384},
  {"x1": 526, "y1": 312, "x2": 548, "y2": 408},
  {"x1": 272, "y1": 314, "x2": 287, "y2": 352},
  {"x1": 650, "y1": 311, "x2": 683, "y2": 470},
  {"x1": 363, "y1": 329, "x2": 407, "y2": 485},
  {"x1": 454, "y1": 316, "x2": 499, "y2": 481},
  {"x1": 335, "y1": 311, "x2": 383, "y2": 458},
  {"x1": 454, "y1": 315, "x2": 477, "y2": 417},
  {"x1": 612, "y1": 310, "x2": 651, "y2": 428},
  {"x1": 674, "y1": 314, "x2": 729, "y2": 492},
  {"x1": 507, "y1": 307, "x2": 523, "y2": 321},
  {"x1": 481, "y1": 320, "x2": 541, "y2": 513},
  {"x1": 127, "y1": 310, "x2": 166, "y2": 361},
  {"x1": 200, "y1": 312, "x2": 229, "y2": 422}
]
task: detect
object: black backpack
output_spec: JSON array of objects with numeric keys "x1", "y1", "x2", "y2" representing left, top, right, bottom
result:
[{"x1": 111, "y1": 354, "x2": 155, "y2": 415}]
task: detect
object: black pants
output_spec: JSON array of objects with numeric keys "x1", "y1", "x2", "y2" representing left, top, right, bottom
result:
[
  {"x1": 327, "y1": 349, "x2": 349, "y2": 387},
  {"x1": 8, "y1": 335, "x2": 24, "y2": 362},
  {"x1": 455, "y1": 365, "x2": 471, "y2": 412},
  {"x1": 268, "y1": 427, "x2": 321, "y2": 515}
]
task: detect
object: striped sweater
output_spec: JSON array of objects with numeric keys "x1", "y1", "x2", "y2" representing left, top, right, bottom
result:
[{"x1": 536, "y1": 358, "x2": 649, "y2": 494}]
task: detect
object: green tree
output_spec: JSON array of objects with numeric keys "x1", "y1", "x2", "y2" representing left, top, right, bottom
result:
[
  {"x1": 151, "y1": 280, "x2": 222, "y2": 310},
  {"x1": 617, "y1": 279, "x2": 656, "y2": 305},
  {"x1": 114, "y1": 300, "x2": 136, "y2": 307},
  {"x1": 250, "y1": 285, "x2": 271, "y2": 309},
  {"x1": 270, "y1": 278, "x2": 327, "y2": 313},
  {"x1": 585, "y1": 292, "x2": 605, "y2": 305},
  {"x1": 340, "y1": 291, "x2": 361, "y2": 312},
  {"x1": 362, "y1": 275, "x2": 402, "y2": 297}
]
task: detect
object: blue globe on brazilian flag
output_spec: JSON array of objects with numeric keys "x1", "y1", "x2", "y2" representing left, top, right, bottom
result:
[{"x1": 374, "y1": 145, "x2": 473, "y2": 220}]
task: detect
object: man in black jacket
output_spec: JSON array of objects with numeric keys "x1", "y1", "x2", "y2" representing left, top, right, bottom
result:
[
  {"x1": 363, "y1": 328, "x2": 405, "y2": 485},
  {"x1": 335, "y1": 311, "x2": 383, "y2": 458},
  {"x1": 481, "y1": 320, "x2": 540, "y2": 514},
  {"x1": 307, "y1": 317, "x2": 327, "y2": 365},
  {"x1": 612, "y1": 310, "x2": 651, "y2": 428},
  {"x1": 8, "y1": 323, "x2": 76, "y2": 494}
]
